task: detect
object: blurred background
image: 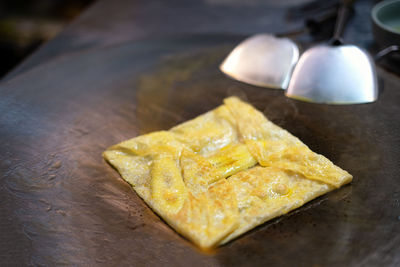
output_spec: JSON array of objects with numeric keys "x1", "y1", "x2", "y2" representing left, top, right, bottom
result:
[
  {"x1": 0, "y1": 0, "x2": 94, "y2": 79},
  {"x1": 0, "y1": 0, "x2": 393, "y2": 80}
]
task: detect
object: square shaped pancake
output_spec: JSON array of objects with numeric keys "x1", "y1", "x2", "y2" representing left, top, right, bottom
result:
[{"x1": 103, "y1": 97, "x2": 352, "y2": 250}]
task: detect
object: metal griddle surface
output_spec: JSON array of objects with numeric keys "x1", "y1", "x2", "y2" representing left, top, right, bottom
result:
[{"x1": 1, "y1": 35, "x2": 399, "y2": 266}]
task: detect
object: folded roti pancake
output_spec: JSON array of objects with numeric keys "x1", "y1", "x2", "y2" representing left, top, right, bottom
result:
[{"x1": 103, "y1": 97, "x2": 352, "y2": 250}]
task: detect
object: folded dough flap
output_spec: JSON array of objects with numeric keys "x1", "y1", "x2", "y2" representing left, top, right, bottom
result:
[
  {"x1": 261, "y1": 145, "x2": 352, "y2": 188},
  {"x1": 224, "y1": 96, "x2": 352, "y2": 188},
  {"x1": 103, "y1": 131, "x2": 190, "y2": 210},
  {"x1": 168, "y1": 179, "x2": 239, "y2": 250},
  {"x1": 170, "y1": 105, "x2": 239, "y2": 156},
  {"x1": 150, "y1": 154, "x2": 188, "y2": 215},
  {"x1": 107, "y1": 131, "x2": 184, "y2": 157},
  {"x1": 224, "y1": 96, "x2": 299, "y2": 143},
  {"x1": 103, "y1": 131, "x2": 185, "y2": 192},
  {"x1": 222, "y1": 166, "x2": 332, "y2": 244}
]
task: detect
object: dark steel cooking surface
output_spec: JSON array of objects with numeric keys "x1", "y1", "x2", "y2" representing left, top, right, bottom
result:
[{"x1": 0, "y1": 35, "x2": 399, "y2": 266}]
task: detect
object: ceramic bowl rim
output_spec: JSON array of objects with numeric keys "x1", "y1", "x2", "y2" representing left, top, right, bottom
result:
[{"x1": 372, "y1": 0, "x2": 400, "y2": 35}]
